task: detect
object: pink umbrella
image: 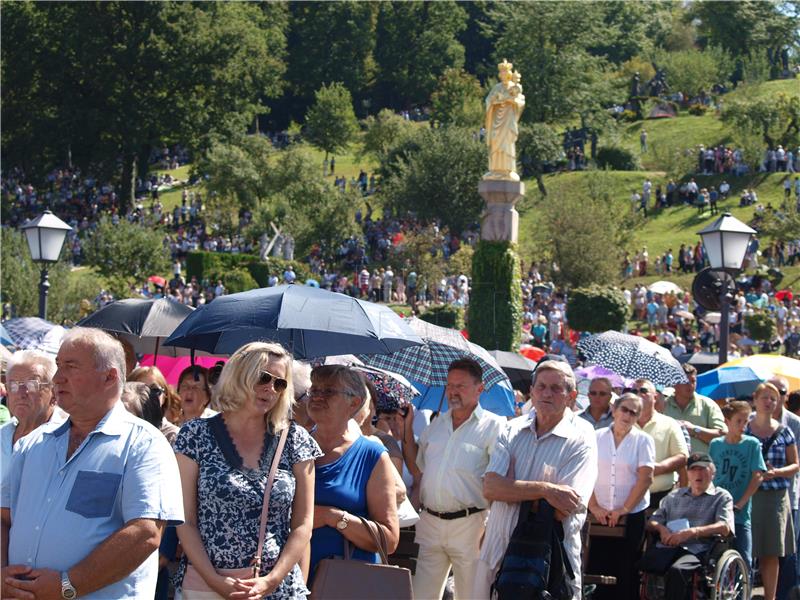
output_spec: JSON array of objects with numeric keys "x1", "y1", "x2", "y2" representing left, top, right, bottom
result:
[
  {"x1": 574, "y1": 365, "x2": 629, "y2": 389},
  {"x1": 139, "y1": 354, "x2": 227, "y2": 386}
]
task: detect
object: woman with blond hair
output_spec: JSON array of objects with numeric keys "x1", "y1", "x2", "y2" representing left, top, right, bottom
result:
[{"x1": 174, "y1": 342, "x2": 321, "y2": 599}]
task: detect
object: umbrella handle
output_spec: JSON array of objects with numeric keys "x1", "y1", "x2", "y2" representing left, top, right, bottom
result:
[
  {"x1": 154, "y1": 337, "x2": 160, "y2": 362},
  {"x1": 434, "y1": 388, "x2": 446, "y2": 417}
]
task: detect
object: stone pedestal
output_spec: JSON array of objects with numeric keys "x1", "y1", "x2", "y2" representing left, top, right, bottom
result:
[{"x1": 478, "y1": 180, "x2": 525, "y2": 243}]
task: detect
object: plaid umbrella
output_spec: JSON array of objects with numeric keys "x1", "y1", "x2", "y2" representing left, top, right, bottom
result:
[
  {"x1": 320, "y1": 355, "x2": 418, "y2": 411},
  {"x1": 576, "y1": 330, "x2": 689, "y2": 387},
  {"x1": 358, "y1": 317, "x2": 510, "y2": 389},
  {"x1": 2, "y1": 317, "x2": 66, "y2": 356}
]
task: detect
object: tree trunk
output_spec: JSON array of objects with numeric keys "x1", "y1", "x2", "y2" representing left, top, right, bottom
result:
[
  {"x1": 535, "y1": 172, "x2": 547, "y2": 196},
  {"x1": 120, "y1": 153, "x2": 137, "y2": 215}
]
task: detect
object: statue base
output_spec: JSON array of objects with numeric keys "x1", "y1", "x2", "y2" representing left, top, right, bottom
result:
[{"x1": 478, "y1": 180, "x2": 525, "y2": 243}]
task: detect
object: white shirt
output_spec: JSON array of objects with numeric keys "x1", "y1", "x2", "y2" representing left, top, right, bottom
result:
[
  {"x1": 480, "y1": 410, "x2": 597, "y2": 599},
  {"x1": 417, "y1": 404, "x2": 504, "y2": 512},
  {"x1": 594, "y1": 426, "x2": 655, "y2": 513}
]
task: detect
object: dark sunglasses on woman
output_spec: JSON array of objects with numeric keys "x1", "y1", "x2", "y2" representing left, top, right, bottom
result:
[{"x1": 258, "y1": 370, "x2": 288, "y2": 392}]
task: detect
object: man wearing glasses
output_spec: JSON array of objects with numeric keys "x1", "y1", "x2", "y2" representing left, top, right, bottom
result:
[
  {"x1": 0, "y1": 350, "x2": 67, "y2": 483},
  {"x1": 579, "y1": 377, "x2": 615, "y2": 430},
  {"x1": 631, "y1": 379, "x2": 689, "y2": 509},
  {"x1": 769, "y1": 375, "x2": 800, "y2": 599}
]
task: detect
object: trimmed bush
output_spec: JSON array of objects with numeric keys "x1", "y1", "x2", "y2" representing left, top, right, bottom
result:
[
  {"x1": 688, "y1": 103, "x2": 709, "y2": 116},
  {"x1": 745, "y1": 311, "x2": 775, "y2": 342},
  {"x1": 186, "y1": 251, "x2": 319, "y2": 287},
  {"x1": 566, "y1": 286, "x2": 628, "y2": 333},
  {"x1": 596, "y1": 146, "x2": 641, "y2": 171},
  {"x1": 223, "y1": 268, "x2": 259, "y2": 294},
  {"x1": 419, "y1": 304, "x2": 465, "y2": 330},
  {"x1": 468, "y1": 241, "x2": 522, "y2": 351}
]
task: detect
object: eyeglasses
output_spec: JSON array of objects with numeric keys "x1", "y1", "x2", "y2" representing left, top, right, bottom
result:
[
  {"x1": 178, "y1": 382, "x2": 207, "y2": 394},
  {"x1": 588, "y1": 390, "x2": 611, "y2": 397},
  {"x1": 8, "y1": 380, "x2": 51, "y2": 394},
  {"x1": 257, "y1": 370, "x2": 288, "y2": 393},
  {"x1": 623, "y1": 387, "x2": 652, "y2": 395},
  {"x1": 779, "y1": 389, "x2": 788, "y2": 395},
  {"x1": 149, "y1": 385, "x2": 165, "y2": 396},
  {"x1": 308, "y1": 387, "x2": 355, "y2": 399},
  {"x1": 617, "y1": 405, "x2": 640, "y2": 417}
]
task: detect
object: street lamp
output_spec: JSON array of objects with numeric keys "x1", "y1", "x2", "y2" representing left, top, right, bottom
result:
[
  {"x1": 20, "y1": 210, "x2": 72, "y2": 320},
  {"x1": 697, "y1": 212, "x2": 756, "y2": 364}
]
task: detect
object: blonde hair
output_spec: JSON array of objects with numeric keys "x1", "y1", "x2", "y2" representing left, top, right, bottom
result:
[
  {"x1": 213, "y1": 342, "x2": 294, "y2": 432},
  {"x1": 754, "y1": 382, "x2": 780, "y2": 403},
  {"x1": 128, "y1": 366, "x2": 182, "y2": 420}
]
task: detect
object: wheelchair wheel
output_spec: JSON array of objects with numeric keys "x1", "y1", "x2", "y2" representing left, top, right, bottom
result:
[{"x1": 710, "y1": 550, "x2": 749, "y2": 600}]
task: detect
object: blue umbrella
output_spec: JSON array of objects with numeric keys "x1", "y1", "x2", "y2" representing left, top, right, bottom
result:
[
  {"x1": 411, "y1": 379, "x2": 515, "y2": 417},
  {"x1": 696, "y1": 365, "x2": 773, "y2": 400},
  {"x1": 0, "y1": 324, "x2": 14, "y2": 348},
  {"x1": 163, "y1": 285, "x2": 423, "y2": 359}
]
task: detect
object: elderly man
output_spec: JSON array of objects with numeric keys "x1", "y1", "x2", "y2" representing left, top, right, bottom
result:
[
  {"x1": 1, "y1": 328, "x2": 183, "y2": 599},
  {"x1": 402, "y1": 358, "x2": 505, "y2": 600},
  {"x1": 0, "y1": 350, "x2": 67, "y2": 483},
  {"x1": 643, "y1": 452, "x2": 734, "y2": 600},
  {"x1": 474, "y1": 360, "x2": 597, "y2": 599},
  {"x1": 634, "y1": 378, "x2": 689, "y2": 508},
  {"x1": 579, "y1": 377, "x2": 615, "y2": 430},
  {"x1": 664, "y1": 364, "x2": 725, "y2": 453}
]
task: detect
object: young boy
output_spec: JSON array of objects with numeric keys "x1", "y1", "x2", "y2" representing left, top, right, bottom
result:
[{"x1": 709, "y1": 401, "x2": 766, "y2": 572}]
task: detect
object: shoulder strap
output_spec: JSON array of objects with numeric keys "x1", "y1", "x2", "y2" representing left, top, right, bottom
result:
[
  {"x1": 252, "y1": 425, "x2": 290, "y2": 575},
  {"x1": 762, "y1": 425, "x2": 786, "y2": 461}
]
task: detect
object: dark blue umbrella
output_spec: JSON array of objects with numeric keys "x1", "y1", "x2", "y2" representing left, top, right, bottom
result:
[{"x1": 163, "y1": 285, "x2": 423, "y2": 359}]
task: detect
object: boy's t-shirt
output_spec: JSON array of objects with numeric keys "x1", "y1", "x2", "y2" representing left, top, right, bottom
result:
[{"x1": 709, "y1": 434, "x2": 766, "y2": 526}]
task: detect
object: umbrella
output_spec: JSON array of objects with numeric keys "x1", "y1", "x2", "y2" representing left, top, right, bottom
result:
[
  {"x1": 411, "y1": 379, "x2": 515, "y2": 417},
  {"x1": 0, "y1": 324, "x2": 14, "y2": 348},
  {"x1": 674, "y1": 310, "x2": 694, "y2": 320},
  {"x1": 775, "y1": 290, "x2": 793, "y2": 302},
  {"x1": 574, "y1": 365, "x2": 629, "y2": 389},
  {"x1": 320, "y1": 355, "x2": 419, "y2": 410},
  {"x1": 357, "y1": 317, "x2": 510, "y2": 389},
  {"x1": 2, "y1": 317, "x2": 66, "y2": 356},
  {"x1": 77, "y1": 298, "x2": 195, "y2": 357},
  {"x1": 722, "y1": 355, "x2": 800, "y2": 392},
  {"x1": 648, "y1": 281, "x2": 683, "y2": 295},
  {"x1": 488, "y1": 350, "x2": 537, "y2": 392},
  {"x1": 519, "y1": 345, "x2": 546, "y2": 362},
  {"x1": 696, "y1": 365, "x2": 773, "y2": 400},
  {"x1": 148, "y1": 275, "x2": 167, "y2": 288},
  {"x1": 164, "y1": 285, "x2": 423, "y2": 359},
  {"x1": 139, "y1": 354, "x2": 228, "y2": 386},
  {"x1": 576, "y1": 330, "x2": 689, "y2": 387},
  {"x1": 678, "y1": 352, "x2": 720, "y2": 374},
  {"x1": 305, "y1": 279, "x2": 320, "y2": 288},
  {"x1": 703, "y1": 312, "x2": 722, "y2": 324}
]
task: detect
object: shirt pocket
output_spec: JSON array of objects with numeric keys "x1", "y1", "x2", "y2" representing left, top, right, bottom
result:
[
  {"x1": 65, "y1": 470, "x2": 122, "y2": 519},
  {"x1": 455, "y1": 442, "x2": 487, "y2": 475}
]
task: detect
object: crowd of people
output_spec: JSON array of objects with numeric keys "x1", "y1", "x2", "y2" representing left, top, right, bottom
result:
[{"x1": 2, "y1": 328, "x2": 800, "y2": 600}]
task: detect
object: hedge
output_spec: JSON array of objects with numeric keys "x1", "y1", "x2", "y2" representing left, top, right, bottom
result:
[
  {"x1": 419, "y1": 304, "x2": 465, "y2": 330},
  {"x1": 566, "y1": 286, "x2": 628, "y2": 333},
  {"x1": 467, "y1": 240, "x2": 522, "y2": 351},
  {"x1": 186, "y1": 251, "x2": 319, "y2": 288},
  {"x1": 596, "y1": 145, "x2": 641, "y2": 171}
]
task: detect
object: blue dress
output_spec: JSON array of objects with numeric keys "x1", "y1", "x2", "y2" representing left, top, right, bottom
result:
[
  {"x1": 174, "y1": 416, "x2": 321, "y2": 599},
  {"x1": 310, "y1": 435, "x2": 387, "y2": 576}
]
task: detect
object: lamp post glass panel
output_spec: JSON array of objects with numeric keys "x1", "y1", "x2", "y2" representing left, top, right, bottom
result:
[
  {"x1": 20, "y1": 210, "x2": 72, "y2": 320},
  {"x1": 697, "y1": 213, "x2": 756, "y2": 364}
]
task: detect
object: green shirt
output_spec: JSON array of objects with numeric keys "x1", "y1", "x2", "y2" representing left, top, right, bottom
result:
[
  {"x1": 663, "y1": 392, "x2": 726, "y2": 454},
  {"x1": 0, "y1": 404, "x2": 10, "y2": 426},
  {"x1": 709, "y1": 435, "x2": 766, "y2": 526}
]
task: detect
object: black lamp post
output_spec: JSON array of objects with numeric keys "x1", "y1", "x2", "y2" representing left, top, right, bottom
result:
[
  {"x1": 20, "y1": 211, "x2": 72, "y2": 320},
  {"x1": 697, "y1": 213, "x2": 756, "y2": 365}
]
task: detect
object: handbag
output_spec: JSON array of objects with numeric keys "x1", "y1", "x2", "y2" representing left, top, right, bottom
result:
[
  {"x1": 309, "y1": 516, "x2": 413, "y2": 600},
  {"x1": 181, "y1": 424, "x2": 289, "y2": 600},
  {"x1": 397, "y1": 496, "x2": 420, "y2": 528}
]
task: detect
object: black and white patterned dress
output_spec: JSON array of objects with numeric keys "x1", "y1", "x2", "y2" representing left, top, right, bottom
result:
[{"x1": 174, "y1": 416, "x2": 322, "y2": 599}]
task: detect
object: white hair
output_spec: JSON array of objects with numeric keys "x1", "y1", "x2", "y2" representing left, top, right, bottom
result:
[
  {"x1": 7, "y1": 350, "x2": 57, "y2": 381},
  {"x1": 61, "y1": 327, "x2": 126, "y2": 394},
  {"x1": 532, "y1": 360, "x2": 576, "y2": 393}
]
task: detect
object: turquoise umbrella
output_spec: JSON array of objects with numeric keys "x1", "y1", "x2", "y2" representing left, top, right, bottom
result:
[{"x1": 696, "y1": 365, "x2": 773, "y2": 400}]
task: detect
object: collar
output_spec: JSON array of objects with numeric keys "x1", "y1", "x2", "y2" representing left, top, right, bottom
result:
[
  {"x1": 681, "y1": 483, "x2": 718, "y2": 497},
  {"x1": 668, "y1": 394, "x2": 697, "y2": 411},
  {"x1": 529, "y1": 409, "x2": 574, "y2": 439},
  {"x1": 45, "y1": 401, "x2": 129, "y2": 438}
]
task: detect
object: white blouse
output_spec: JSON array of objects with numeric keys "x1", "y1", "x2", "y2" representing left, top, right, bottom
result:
[{"x1": 595, "y1": 426, "x2": 655, "y2": 513}]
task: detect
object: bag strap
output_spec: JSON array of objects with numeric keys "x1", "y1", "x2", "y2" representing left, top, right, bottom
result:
[
  {"x1": 761, "y1": 425, "x2": 785, "y2": 462},
  {"x1": 357, "y1": 516, "x2": 391, "y2": 564},
  {"x1": 251, "y1": 425, "x2": 290, "y2": 575}
]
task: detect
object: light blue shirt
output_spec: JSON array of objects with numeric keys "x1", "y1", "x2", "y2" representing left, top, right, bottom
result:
[
  {"x1": 1, "y1": 402, "x2": 183, "y2": 599},
  {"x1": 1, "y1": 409, "x2": 69, "y2": 485}
]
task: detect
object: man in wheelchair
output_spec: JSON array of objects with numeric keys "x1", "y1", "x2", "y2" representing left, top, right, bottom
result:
[{"x1": 639, "y1": 453, "x2": 742, "y2": 600}]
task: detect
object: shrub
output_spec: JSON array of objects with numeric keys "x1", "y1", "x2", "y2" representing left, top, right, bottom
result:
[
  {"x1": 566, "y1": 286, "x2": 628, "y2": 333},
  {"x1": 596, "y1": 146, "x2": 641, "y2": 171},
  {"x1": 619, "y1": 109, "x2": 639, "y2": 122},
  {"x1": 223, "y1": 268, "x2": 259, "y2": 294},
  {"x1": 419, "y1": 304, "x2": 465, "y2": 330},
  {"x1": 688, "y1": 103, "x2": 709, "y2": 116},
  {"x1": 186, "y1": 251, "x2": 319, "y2": 287},
  {"x1": 745, "y1": 312, "x2": 775, "y2": 342}
]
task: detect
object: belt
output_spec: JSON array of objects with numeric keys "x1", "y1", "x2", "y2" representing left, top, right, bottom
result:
[{"x1": 423, "y1": 506, "x2": 484, "y2": 520}]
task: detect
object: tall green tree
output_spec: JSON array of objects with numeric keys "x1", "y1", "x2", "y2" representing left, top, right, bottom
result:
[
  {"x1": 654, "y1": 47, "x2": 734, "y2": 97},
  {"x1": 430, "y1": 68, "x2": 484, "y2": 128},
  {"x1": 360, "y1": 109, "x2": 419, "y2": 164},
  {"x1": 723, "y1": 93, "x2": 800, "y2": 148},
  {"x1": 374, "y1": 1, "x2": 467, "y2": 109},
  {"x1": 305, "y1": 83, "x2": 359, "y2": 163},
  {"x1": 517, "y1": 123, "x2": 562, "y2": 196}
]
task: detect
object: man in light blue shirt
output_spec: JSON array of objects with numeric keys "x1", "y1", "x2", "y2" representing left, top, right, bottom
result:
[{"x1": 1, "y1": 328, "x2": 183, "y2": 599}]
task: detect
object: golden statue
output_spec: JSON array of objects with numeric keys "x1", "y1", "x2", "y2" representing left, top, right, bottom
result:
[{"x1": 483, "y1": 60, "x2": 525, "y2": 181}]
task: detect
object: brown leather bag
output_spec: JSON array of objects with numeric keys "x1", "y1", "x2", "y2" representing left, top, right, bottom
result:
[
  {"x1": 309, "y1": 516, "x2": 413, "y2": 600},
  {"x1": 181, "y1": 426, "x2": 289, "y2": 600}
]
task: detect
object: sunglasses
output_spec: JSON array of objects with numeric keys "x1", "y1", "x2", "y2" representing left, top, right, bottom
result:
[
  {"x1": 257, "y1": 370, "x2": 288, "y2": 393},
  {"x1": 617, "y1": 405, "x2": 640, "y2": 417},
  {"x1": 623, "y1": 387, "x2": 652, "y2": 395}
]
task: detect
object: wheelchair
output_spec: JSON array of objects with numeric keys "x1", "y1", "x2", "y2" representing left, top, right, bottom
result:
[{"x1": 639, "y1": 535, "x2": 750, "y2": 600}]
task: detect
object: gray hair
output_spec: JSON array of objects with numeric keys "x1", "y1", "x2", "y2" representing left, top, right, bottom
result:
[
  {"x1": 61, "y1": 327, "x2": 126, "y2": 394},
  {"x1": 590, "y1": 377, "x2": 613, "y2": 392},
  {"x1": 311, "y1": 364, "x2": 369, "y2": 412},
  {"x1": 7, "y1": 350, "x2": 57, "y2": 381},
  {"x1": 531, "y1": 361, "x2": 576, "y2": 393},
  {"x1": 613, "y1": 392, "x2": 643, "y2": 411},
  {"x1": 292, "y1": 360, "x2": 312, "y2": 400}
]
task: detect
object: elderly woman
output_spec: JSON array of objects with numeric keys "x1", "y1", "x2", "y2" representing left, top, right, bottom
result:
[
  {"x1": 176, "y1": 365, "x2": 217, "y2": 423},
  {"x1": 588, "y1": 392, "x2": 655, "y2": 600},
  {"x1": 308, "y1": 365, "x2": 399, "y2": 578},
  {"x1": 128, "y1": 366, "x2": 181, "y2": 443},
  {"x1": 174, "y1": 342, "x2": 321, "y2": 599},
  {"x1": 746, "y1": 382, "x2": 799, "y2": 600},
  {"x1": 0, "y1": 350, "x2": 67, "y2": 482}
]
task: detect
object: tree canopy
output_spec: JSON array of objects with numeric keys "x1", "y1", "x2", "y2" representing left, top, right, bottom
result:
[{"x1": 304, "y1": 83, "x2": 359, "y2": 161}]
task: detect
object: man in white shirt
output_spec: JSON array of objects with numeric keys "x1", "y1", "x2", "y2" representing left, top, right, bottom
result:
[{"x1": 404, "y1": 358, "x2": 505, "y2": 600}]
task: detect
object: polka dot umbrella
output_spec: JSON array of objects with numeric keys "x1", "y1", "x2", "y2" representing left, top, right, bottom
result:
[{"x1": 576, "y1": 330, "x2": 689, "y2": 387}]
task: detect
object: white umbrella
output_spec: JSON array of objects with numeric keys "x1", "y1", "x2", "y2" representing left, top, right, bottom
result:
[
  {"x1": 648, "y1": 281, "x2": 683, "y2": 295},
  {"x1": 704, "y1": 312, "x2": 722, "y2": 324}
]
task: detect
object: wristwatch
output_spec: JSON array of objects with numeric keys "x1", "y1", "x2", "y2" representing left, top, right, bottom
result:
[
  {"x1": 61, "y1": 571, "x2": 77, "y2": 599},
  {"x1": 693, "y1": 426, "x2": 701, "y2": 437},
  {"x1": 336, "y1": 511, "x2": 349, "y2": 531}
]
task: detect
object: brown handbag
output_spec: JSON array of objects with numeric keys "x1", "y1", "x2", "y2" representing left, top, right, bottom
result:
[
  {"x1": 309, "y1": 516, "x2": 413, "y2": 600},
  {"x1": 181, "y1": 426, "x2": 289, "y2": 600}
]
